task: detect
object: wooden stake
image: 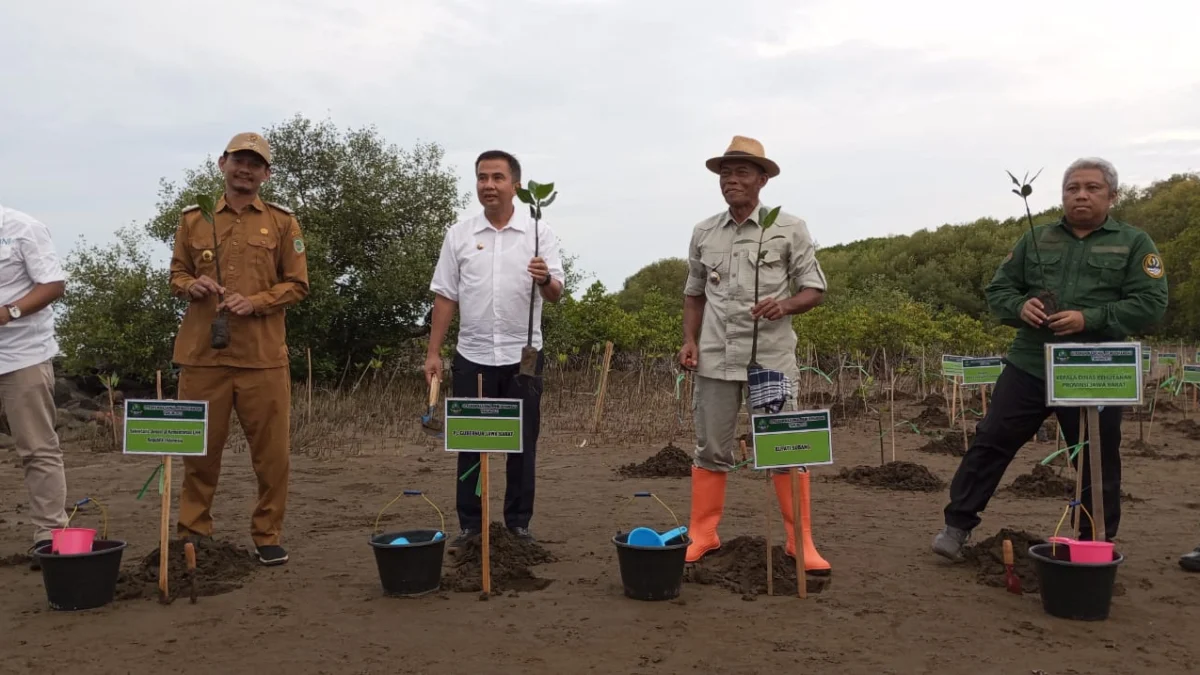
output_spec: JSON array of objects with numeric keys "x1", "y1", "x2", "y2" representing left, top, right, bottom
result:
[
  {"x1": 306, "y1": 347, "x2": 313, "y2": 420},
  {"x1": 790, "y1": 468, "x2": 806, "y2": 599},
  {"x1": 591, "y1": 341, "x2": 614, "y2": 433},
  {"x1": 1072, "y1": 408, "x2": 1085, "y2": 533},
  {"x1": 958, "y1": 379, "x2": 967, "y2": 454},
  {"x1": 156, "y1": 370, "x2": 171, "y2": 604},
  {"x1": 1085, "y1": 406, "x2": 1106, "y2": 541},
  {"x1": 764, "y1": 460, "x2": 774, "y2": 598},
  {"x1": 889, "y1": 371, "x2": 897, "y2": 463},
  {"x1": 981, "y1": 384, "x2": 989, "y2": 416},
  {"x1": 478, "y1": 373, "x2": 490, "y2": 596}
]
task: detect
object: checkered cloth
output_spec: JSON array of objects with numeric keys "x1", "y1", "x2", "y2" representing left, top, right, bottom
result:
[{"x1": 747, "y1": 364, "x2": 791, "y2": 413}]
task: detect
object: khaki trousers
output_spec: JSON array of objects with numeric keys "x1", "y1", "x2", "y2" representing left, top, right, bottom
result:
[
  {"x1": 176, "y1": 365, "x2": 291, "y2": 546},
  {"x1": 0, "y1": 361, "x2": 68, "y2": 542},
  {"x1": 693, "y1": 374, "x2": 799, "y2": 474}
]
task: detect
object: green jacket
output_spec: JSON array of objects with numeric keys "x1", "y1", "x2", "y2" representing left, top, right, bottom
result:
[{"x1": 986, "y1": 216, "x2": 1168, "y2": 378}]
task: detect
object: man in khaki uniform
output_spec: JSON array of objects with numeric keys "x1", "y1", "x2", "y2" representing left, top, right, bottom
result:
[
  {"x1": 169, "y1": 132, "x2": 309, "y2": 566},
  {"x1": 679, "y1": 136, "x2": 831, "y2": 574}
]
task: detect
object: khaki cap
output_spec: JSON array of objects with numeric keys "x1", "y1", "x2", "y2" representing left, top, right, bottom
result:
[
  {"x1": 225, "y1": 132, "x2": 272, "y2": 164},
  {"x1": 705, "y1": 135, "x2": 780, "y2": 177}
]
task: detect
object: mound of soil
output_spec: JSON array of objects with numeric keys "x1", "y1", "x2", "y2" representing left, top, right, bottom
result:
[
  {"x1": 443, "y1": 522, "x2": 557, "y2": 594},
  {"x1": 961, "y1": 528, "x2": 1045, "y2": 594},
  {"x1": 920, "y1": 393, "x2": 947, "y2": 407},
  {"x1": 115, "y1": 537, "x2": 259, "y2": 601},
  {"x1": 913, "y1": 406, "x2": 950, "y2": 429},
  {"x1": 917, "y1": 431, "x2": 973, "y2": 457},
  {"x1": 683, "y1": 536, "x2": 829, "y2": 598},
  {"x1": 0, "y1": 552, "x2": 32, "y2": 568},
  {"x1": 616, "y1": 444, "x2": 692, "y2": 478},
  {"x1": 830, "y1": 398, "x2": 868, "y2": 427},
  {"x1": 1168, "y1": 419, "x2": 1200, "y2": 440},
  {"x1": 1152, "y1": 400, "x2": 1180, "y2": 413},
  {"x1": 834, "y1": 462, "x2": 945, "y2": 492},
  {"x1": 1006, "y1": 465, "x2": 1073, "y2": 499}
]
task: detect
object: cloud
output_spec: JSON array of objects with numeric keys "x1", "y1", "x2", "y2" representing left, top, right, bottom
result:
[{"x1": 2, "y1": 0, "x2": 1199, "y2": 291}]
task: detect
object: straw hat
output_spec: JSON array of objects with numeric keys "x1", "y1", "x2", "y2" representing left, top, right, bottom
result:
[{"x1": 705, "y1": 135, "x2": 780, "y2": 177}]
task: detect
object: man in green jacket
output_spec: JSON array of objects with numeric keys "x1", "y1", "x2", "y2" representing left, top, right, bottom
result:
[{"x1": 932, "y1": 157, "x2": 1168, "y2": 561}]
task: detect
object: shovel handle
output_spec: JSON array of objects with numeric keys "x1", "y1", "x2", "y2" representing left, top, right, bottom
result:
[
  {"x1": 185, "y1": 541, "x2": 196, "y2": 571},
  {"x1": 1002, "y1": 539, "x2": 1013, "y2": 566},
  {"x1": 429, "y1": 375, "x2": 440, "y2": 407}
]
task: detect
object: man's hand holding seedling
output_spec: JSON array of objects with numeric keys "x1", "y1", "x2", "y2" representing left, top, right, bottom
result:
[
  {"x1": 527, "y1": 256, "x2": 551, "y2": 285},
  {"x1": 1020, "y1": 297, "x2": 1085, "y2": 336},
  {"x1": 218, "y1": 293, "x2": 254, "y2": 316},
  {"x1": 187, "y1": 275, "x2": 224, "y2": 299}
]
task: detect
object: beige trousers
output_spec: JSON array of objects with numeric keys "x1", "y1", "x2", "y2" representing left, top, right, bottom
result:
[
  {"x1": 692, "y1": 374, "x2": 799, "y2": 474},
  {"x1": 176, "y1": 365, "x2": 291, "y2": 546},
  {"x1": 0, "y1": 361, "x2": 68, "y2": 542}
]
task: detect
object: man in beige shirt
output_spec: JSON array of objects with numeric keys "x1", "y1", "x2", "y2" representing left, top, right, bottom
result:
[{"x1": 678, "y1": 136, "x2": 831, "y2": 574}]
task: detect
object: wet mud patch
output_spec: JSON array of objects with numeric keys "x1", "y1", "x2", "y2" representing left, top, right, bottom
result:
[
  {"x1": 683, "y1": 536, "x2": 828, "y2": 598},
  {"x1": 920, "y1": 393, "x2": 947, "y2": 407},
  {"x1": 0, "y1": 553, "x2": 32, "y2": 568},
  {"x1": 1127, "y1": 440, "x2": 1193, "y2": 461},
  {"x1": 617, "y1": 444, "x2": 692, "y2": 478},
  {"x1": 443, "y1": 522, "x2": 557, "y2": 594},
  {"x1": 961, "y1": 528, "x2": 1045, "y2": 594},
  {"x1": 1167, "y1": 419, "x2": 1200, "y2": 441},
  {"x1": 115, "y1": 538, "x2": 259, "y2": 601},
  {"x1": 832, "y1": 462, "x2": 945, "y2": 492}
]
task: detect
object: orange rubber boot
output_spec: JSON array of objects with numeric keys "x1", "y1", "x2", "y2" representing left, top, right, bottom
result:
[
  {"x1": 772, "y1": 471, "x2": 831, "y2": 575},
  {"x1": 685, "y1": 466, "x2": 727, "y2": 563}
]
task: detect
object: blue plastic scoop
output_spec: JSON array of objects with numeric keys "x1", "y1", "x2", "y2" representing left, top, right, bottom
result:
[
  {"x1": 389, "y1": 531, "x2": 445, "y2": 546},
  {"x1": 626, "y1": 526, "x2": 688, "y2": 547}
]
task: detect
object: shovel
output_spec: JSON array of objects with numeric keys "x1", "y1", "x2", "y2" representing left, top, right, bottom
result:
[
  {"x1": 420, "y1": 374, "x2": 444, "y2": 437},
  {"x1": 1002, "y1": 538, "x2": 1022, "y2": 595}
]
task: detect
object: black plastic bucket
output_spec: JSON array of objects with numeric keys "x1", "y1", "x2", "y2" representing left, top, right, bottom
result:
[
  {"x1": 370, "y1": 529, "x2": 446, "y2": 597},
  {"x1": 34, "y1": 539, "x2": 127, "y2": 611},
  {"x1": 1028, "y1": 542, "x2": 1123, "y2": 621},
  {"x1": 612, "y1": 531, "x2": 690, "y2": 601}
]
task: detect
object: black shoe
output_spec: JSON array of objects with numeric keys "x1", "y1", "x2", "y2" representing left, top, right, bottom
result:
[
  {"x1": 29, "y1": 540, "x2": 51, "y2": 571},
  {"x1": 256, "y1": 545, "x2": 289, "y2": 566},
  {"x1": 450, "y1": 529, "x2": 480, "y2": 548},
  {"x1": 509, "y1": 527, "x2": 535, "y2": 543},
  {"x1": 1181, "y1": 546, "x2": 1200, "y2": 572}
]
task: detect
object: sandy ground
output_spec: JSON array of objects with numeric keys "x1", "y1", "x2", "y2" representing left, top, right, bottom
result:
[{"x1": 2, "y1": 400, "x2": 1199, "y2": 675}]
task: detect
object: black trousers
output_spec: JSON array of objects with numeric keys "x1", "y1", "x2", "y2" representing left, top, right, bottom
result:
[
  {"x1": 452, "y1": 351, "x2": 543, "y2": 531},
  {"x1": 944, "y1": 362, "x2": 1123, "y2": 540}
]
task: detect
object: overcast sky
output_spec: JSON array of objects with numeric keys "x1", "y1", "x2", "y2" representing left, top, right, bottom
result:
[{"x1": 3, "y1": 0, "x2": 1198, "y2": 292}]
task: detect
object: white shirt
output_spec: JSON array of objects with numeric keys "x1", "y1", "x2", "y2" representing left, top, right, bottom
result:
[
  {"x1": 0, "y1": 202, "x2": 65, "y2": 375},
  {"x1": 430, "y1": 204, "x2": 565, "y2": 366}
]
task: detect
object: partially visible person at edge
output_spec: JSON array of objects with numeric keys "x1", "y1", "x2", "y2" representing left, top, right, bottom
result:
[
  {"x1": 169, "y1": 132, "x2": 310, "y2": 566},
  {"x1": 424, "y1": 150, "x2": 565, "y2": 547},
  {"x1": 0, "y1": 201, "x2": 69, "y2": 571},
  {"x1": 933, "y1": 157, "x2": 1168, "y2": 561},
  {"x1": 678, "y1": 135, "x2": 831, "y2": 574}
]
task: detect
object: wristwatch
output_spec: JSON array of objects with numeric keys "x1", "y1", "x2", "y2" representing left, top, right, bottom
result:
[
  {"x1": 537, "y1": 275, "x2": 551, "y2": 287},
  {"x1": 4, "y1": 305, "x2": 19, "y2": 320}
]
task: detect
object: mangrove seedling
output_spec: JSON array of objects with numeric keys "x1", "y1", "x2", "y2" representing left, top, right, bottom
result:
[
  {"x1": 746, "y1": 205, "x2": 783, "y2": 366},
  {"x1": 1006, "y1": 168, "x2": 1057, "y2": 317},
  {"x1": 515, "y1": 180, "x2": 558, "y2": 378},
  {"x1": 195, "y1": 194, "x2": 230, "y2": 349}
]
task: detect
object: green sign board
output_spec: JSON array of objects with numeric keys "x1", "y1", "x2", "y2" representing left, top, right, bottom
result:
[
  {"x1": 941, "y1": 355, "x2": 964, "y2": 379},
  {"x1": 1044, "y1": 343, "x2": 1143, "y2": 406},
  {"x1": 750, "y1": 410, "x2": 834, "y2": 470},
  {"x1": 444, "y1": 398, "x2": 523, "y2": 453},
  {"x1": 1142, "y1": 349, "x2": 1152, "y2": 374},
  {"x1": 1184, "y1": 365, "x2": 1200, "y2": 385},
  {"x1": 1159, "y1": 352, "x2": 1178, "y2": 367},
  {"x1": 962, "y1": 357, "x2": 1004, "y2": 386},
  {"x1": 122, "y1": 400, "x2": 208, "y2": 456}
]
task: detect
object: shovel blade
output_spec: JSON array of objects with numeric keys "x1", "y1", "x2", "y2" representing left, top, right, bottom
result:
[{"x1": 519, "y1": 346, "x2": 538, "y2": 377}]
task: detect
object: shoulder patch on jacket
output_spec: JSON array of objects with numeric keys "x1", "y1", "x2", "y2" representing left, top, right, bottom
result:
[
  {"x1": 1142, "y1": 253, "x2": 1164, "y2": 279},
  {"x1": 265, "y1": 201, "x2": 293, "y2": 215}
]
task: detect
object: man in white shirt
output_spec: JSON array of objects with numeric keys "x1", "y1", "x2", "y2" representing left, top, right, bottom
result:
[
  {"x1": 425, "y1": 150, "x2": 565, "y2": 546},
  {"x1": 0, "y1": 202, "x2": 69, "y2": 569}
]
